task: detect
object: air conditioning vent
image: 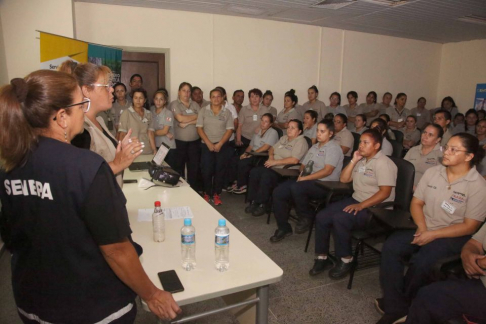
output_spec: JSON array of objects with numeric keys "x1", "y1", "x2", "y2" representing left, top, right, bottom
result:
[
  {"x1": 227, "y1": 5, "x2": 267, "y2": 16},
  {"x1": 311, "y1": 0, "x2": 356, "y2": 10},
  {"x1": 360, "y1": 0, "x2": 409, "y2": 7}
]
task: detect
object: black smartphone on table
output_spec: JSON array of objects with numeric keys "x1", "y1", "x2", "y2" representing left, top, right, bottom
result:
[
  {"x1": 123, "y1": 179, "x2": 137, "y2": 184},
  {"x1": 158, "y1": 270, "x2": 184, "y2": 293}
]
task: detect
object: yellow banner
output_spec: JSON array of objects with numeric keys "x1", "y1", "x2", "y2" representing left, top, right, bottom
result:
[{"x1": 40, "y1": 33, "x2": 88, "y2": 70}]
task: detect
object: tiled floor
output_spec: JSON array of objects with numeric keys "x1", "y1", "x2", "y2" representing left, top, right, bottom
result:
[{"x1": 0, "y1": 191, "x2": 384, "y2": 324}]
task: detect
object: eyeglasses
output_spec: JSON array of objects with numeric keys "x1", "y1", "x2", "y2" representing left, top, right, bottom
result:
[
  {"x1": 440, "y1": 145, "x2": 468, "y2": 155},
  {"x1": 91, "y1": 83, "x2": 112, "y2": 91},
  {"x1": 53, "y1": 98, "x2": 90, "y2": 120}
]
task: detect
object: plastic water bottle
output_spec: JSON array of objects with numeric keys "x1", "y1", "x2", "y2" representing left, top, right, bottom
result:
[
  {"x1": 181, "y1": 218, "x2": 196, "y2": 271},
  {"x1": 215, "y1": 219, "x2": 230, "y2": 272},
  {"x1": 152, "y1": 201, "x2": 165, "y2": 242}
]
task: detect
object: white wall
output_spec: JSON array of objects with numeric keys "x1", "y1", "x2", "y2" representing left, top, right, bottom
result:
[
  {"x1": 0, "y1": 12, "x2": 9, "y2": 85},
  {"x1": 437, "y1": 39, "x2": 486, "y2": 112},
  {"x1": 0, "y1": 0, "x2": 74, "y2": 80}
]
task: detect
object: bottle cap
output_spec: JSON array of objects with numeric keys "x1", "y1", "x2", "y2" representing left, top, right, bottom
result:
[
  {"x1": 218, "y1": 219, "x2": 226, "y2": 227},
  {"x1": 184, "y1": 218, "x2": 192, "y2": 226},
  {"x1": 154, "y1": 201, "x2": 161, "y2": 207}
]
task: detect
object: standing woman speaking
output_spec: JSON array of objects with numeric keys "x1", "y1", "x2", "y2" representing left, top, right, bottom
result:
[
  {"x1": 196, "y1": 88, "x2": 234, "y2": 205},
  {"x1": 0, "y1": 71, "x2": 180, "y2": 323},
  {"x1": 169, "y1": 82, "x2": 201, "y2": 189},
  {"x1": 71, "y1": 62, "x2": 143, "y2": 188}
]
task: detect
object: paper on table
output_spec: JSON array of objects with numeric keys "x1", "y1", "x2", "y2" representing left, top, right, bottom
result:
[{"x1": 138, "y1": 206, "x2": 194, "y2": 222}]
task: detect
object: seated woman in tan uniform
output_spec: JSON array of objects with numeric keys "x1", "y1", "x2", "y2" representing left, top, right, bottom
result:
[
  {"x1": 332, "y1": 113, "x2": 354, "y2": 157},
  {"x1": 302, "y1": 110, "x2": 318, "y2": 144},
  {"x1": 262, "y1": 90, "x2": 277, "y2": 120},
  {"x1": 376, "y1": 133, "x2": 486, "y2": 324},
  {"x1": 275, "y1": 90, "x2": 301, "y2": 130},
  {"x1": 246, "y1": 119, "x2": 309, "y2": 217},
  {"x1": 298, "y1": 85, "x2": 326, "y2": 120},
  {"x1": 118, "y1": 88, "x2": 157, "y2": 155},
  {"x1": 71, "y1": 63, "x2": 143, "y2": 188}
]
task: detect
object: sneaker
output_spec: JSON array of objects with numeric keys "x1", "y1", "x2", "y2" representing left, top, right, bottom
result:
[
  {"x1": 233, "y1": 186, "x2": 247, "y2": 195},
  {"x1": 269, "y1": 229, "x2": 293, "y2": 243},
  {"x1": 203, "y1": 194, "x2": 210, "y2": 203},
  {"x1": 226, "y1": 184, "x2": 237, "y2": 193},
  {"x1": 213, "y1": 194, "x2": 222, "y2": 206},
  {"x1": 245, "y1": 202, "x2": 258, "y2": 214},
  {"x1": 374, "y1": 298, "x2": 385, "y2": 315},
  {"x1": 252, "y1": 204, "x2": 266, "y2": 217},
  {"x1": 328, "y1": 259, "x2": 353, "y2": 279},
  {"x1": 309, "y1": 258, "x2": 334, "y2": 276},
  {"x1": 295, "y1": 218, "x2": 311, "y2": 234},
  {"x1": 376, "y1": 314, "x2": 407, "y2": 324}
]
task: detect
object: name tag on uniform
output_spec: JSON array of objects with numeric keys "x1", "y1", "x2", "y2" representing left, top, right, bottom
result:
[
  {"x1": 142, "y1": 118, "x2": 148, "y2": 123},
  {"x1": 253, "y1": 114, "x2": 258, "y2": 121},
  {"x1": 398, "y1": 118, "x2": 403, "y2": 122},
  {"x1": 186, "y1": 109, "x2": 194, "y2": 114},
  {"x1": 279, "y1": 145, "x2": 283, "y2": 149},
  {"x1": 441, "y1": 200, "x2": 456, "y2": 214},
  {"x1": 359, "y1": 166, "x2": 366, "y2": 173},
  {"x1": 416, "y1": 113, "x2": 421, "y2": 117}
]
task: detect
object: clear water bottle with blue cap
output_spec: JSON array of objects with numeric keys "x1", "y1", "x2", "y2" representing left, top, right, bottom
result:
[
  {"x1": 181, "y1": 218, "x2": 196, "y2": 271},
  {"x1": 215, "y1": 219, "x2": 230, "y2": 272}
]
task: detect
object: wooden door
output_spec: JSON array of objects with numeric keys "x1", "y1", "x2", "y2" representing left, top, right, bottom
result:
[{"x1": 121, "y1": 52, "x2": 165, "y2": 106}]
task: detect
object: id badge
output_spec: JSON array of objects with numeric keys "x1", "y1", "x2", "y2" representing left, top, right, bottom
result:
[
  {"x1": 253, "y1": 114, "x2": 258, "y2": 121},
  {"x1": 441, "y1": 200, "x2": 456, "y2": 214},
  {"x1": 416, "y1": 113, "x2": 421, "y2": 117},
  {"x1": 358, "y1": 166, "x2": 366, "y2": 173},
  {"x1": 186, "y1": 109, "x2": 193, "y2": 114},
  {"x1": 398, "y1": 118, "x2": 403, "y2": 122}
]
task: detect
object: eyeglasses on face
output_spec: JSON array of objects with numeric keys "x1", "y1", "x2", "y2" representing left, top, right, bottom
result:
[
  {"x1": 91, "y1": 83, "x2": 113, "y2": 91},
  {"x1": 52, "y1": 98, "x2": 90, "y2": 120},
  {"x1": 440, "y1": 145, "x2": 468, "y2": 155}
]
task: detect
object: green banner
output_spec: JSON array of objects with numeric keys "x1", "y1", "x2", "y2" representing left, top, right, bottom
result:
[{"x1": 88, "y1": 44, "x2": 122, "y2": 84}]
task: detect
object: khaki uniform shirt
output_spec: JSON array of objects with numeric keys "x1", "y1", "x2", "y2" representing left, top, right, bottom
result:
[
  {"x1": 301, "y1": 140, "x2": 344, "y2": 181},
  {"x1": 386, "y1": 107, "x2": 411, "y2": 130},
  {"x1": 319, "y1": 105, "x2": 347, "y2": 120},
  {"x1": 334, "y1": 128, "x2": 354, "y2": 157},
  {"x1": 97, "y1": 109, "x2": 116, "y2": 136},
  {"x1": 414, "y1": 165, "x2": 486, "y2": 231},
  {"x1": 112, "y1": 100, "x2": 131, "y2": 130},
  {"x1": 118, "y1": 107, "x2": 155, "y2": 155},
  {"x1": 150, "y1": 106, "x2": 176, "y2": 149},
  {"x1": 452, "y1": 124, "x2": 476, "y2": 136},
  {"x1": 238, "y1": 104, "x2": 269, "y2": 141},
  {"x1": 382, "y1": 137, "x2": 393, "y2": 156},
  {"x1": 350, "y1": 126, "x2": 368, "y2": 135},
  {"x1": 401, "y1": 127, "x2": 421, "y2": 146},
  {"x1": 472, "y1": 223, "x2": 486, "y2": 287},
  {"x1": 272, "y1": 135, "x2": 309, "y2": 169},
  {"x1": 369, "y1": 103, "x2": 391, "y2": 126},
  {"x1": 404, "y1": 144, "x2": 442, "y2": 186},
  {"x1": 264, "y1": 106, "x2": 278, "y2": 120},
  {"x1": 196, "y1": 106, "x2": 234, "y2": 143},
  {"x1": 359, "y1": 103, "x2": 377, "y2": 115},
  {"x1": 441, "y1": 128, "x2": 452, "y2": 146},
  {"x1": 199, "y1": 99, "x2": 210, "y2": 108},
  {"x1": 303, "y1": 124, "x2": 317, "y2": 140},
  {"x1": 250, "y1": 128, "x2": 279, "y2": 151},
  {"x1": 299, "y1": 100, "x2": 326, "y2": 119},
  {"x1": 410, "y1": 107, "x2": 431, "y2": 130},
  {"x1": 276, "y1": 108, "x2": 300, "y2": 124},
  {"x1": 352, "y1": 151, "x2": 397, "y2": 203},
  {"x1": 170, "y1": 99, "x2": 201, "y2": 142}
]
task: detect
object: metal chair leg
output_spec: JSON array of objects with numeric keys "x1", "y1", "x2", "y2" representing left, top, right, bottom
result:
[
  {"x1": 304, "y1": 215, "x2": 316, "y2": 252},
  {"x1": 347, "y1": 239, "x2": 362, "y2": 290}
]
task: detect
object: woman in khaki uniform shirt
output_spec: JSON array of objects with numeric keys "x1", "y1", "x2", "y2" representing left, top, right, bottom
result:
[
  {"x1": 276, "y1": 90, "x2": 301, "y2": 130},
  {"x1": 246, "y1": 119, "x2": 309, "y2": 217},
  {"x1": 377, "y1": 133, "x2": 486, "y2": 324},
  {"x1": 118, "y1": 88, "x2": 156, "y2": 155}
]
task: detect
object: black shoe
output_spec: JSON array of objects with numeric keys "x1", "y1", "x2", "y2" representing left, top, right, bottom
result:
[
  {"x1": 295, "y1": 218, "x2": 311, "y2": 234},
  {"x1": 374, "y1": 298, "x2": 385, "y2": 315},
  {"x1": 309, "y1": 258, "x2": 334, "y2": 276},
  {"x1": 376, "y1": 314, "x2": 407, "y2": 324},
  {"x1": 329, "y1": 259, "x2": 353, "y2": 279},
  {"x1": 270, "y1": 229, "x2": 292, "y2": 243},
  {"x1": 245, "y1": 202, "x2": 257, "y2": 214},
  {"x1": 252, "y1": 204, "x2": 266, "y2": 217}
]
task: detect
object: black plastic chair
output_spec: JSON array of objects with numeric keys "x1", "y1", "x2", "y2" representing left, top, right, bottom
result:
[
  {"x1": 346, "y1": 156, "x2": 415, "y2": 289},
  {"x1": 273, "y1": 126, "x2": 283, "y2": 139},
  {"x1": 392, "y1": 129, "x2": 404, "y2": 144},
  {"x1": 303, "y1": 136, "x2": 313, "y2": 149},
  {"x1": 390, "y1": 139, "x2": 404, "y2": 159},
  {"x1": 351, "y1": 132, "x2": 361, "y2": 156}
]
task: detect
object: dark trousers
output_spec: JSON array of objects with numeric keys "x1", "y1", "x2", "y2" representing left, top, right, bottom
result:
[
  {"x1": 174, "y1": 139, "x2": 200, "y2": 190},
  {"x1": 200, "y1": 142, "x2": 230, "y2": 196},
  {"x1": 273, "y1": 180, "x2": 329, "y2": 232},
  {"x1": 380, "y1": 230, "x2": 470, "y2": 316},
  {"x1": 224, "y1": 141, "x2": 240, "y2": 186},
  {"x1": 405, "y1": 278, "x2": 486, "y2": 324},
  {"x1": 236, "y1": 156, "x2": 257, "y2": 187},
  {"x1": 247, "y1": 166, "x2": 280, "y2": 204},
  {"x1": 314, "y1": 197, "x2": 370, "y2": 257},
  {"x1": 236, "y1": 136, "x2": 251, "y2": 155}
]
